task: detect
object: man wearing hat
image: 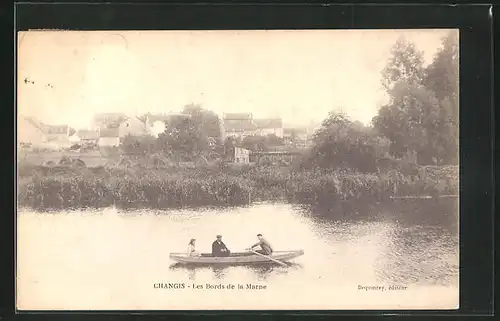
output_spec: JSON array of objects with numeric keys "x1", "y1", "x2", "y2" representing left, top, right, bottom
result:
[
  {"x1": 212, "y1": 235, "x2": 231, "y2": 257},
  {"x1": 248, "y1": 234, "x2": 273, "y2": 255}
]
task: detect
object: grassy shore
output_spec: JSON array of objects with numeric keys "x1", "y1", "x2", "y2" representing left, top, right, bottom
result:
[{"x1": 17, "y1": 160, "x2": 458, "y2": 211}]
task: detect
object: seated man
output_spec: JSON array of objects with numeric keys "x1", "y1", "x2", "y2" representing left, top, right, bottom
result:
[
  {"x1": 249, "y1": 233, "x2": 273, "y2": 255},
  {"x1": 212, "y1": 235, "x2": 231, "y2": 257}
]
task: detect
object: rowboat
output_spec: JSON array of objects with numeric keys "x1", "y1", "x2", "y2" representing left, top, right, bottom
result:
[{"x1": 169, "y1": 250, "x2": 304, "y2": 265}]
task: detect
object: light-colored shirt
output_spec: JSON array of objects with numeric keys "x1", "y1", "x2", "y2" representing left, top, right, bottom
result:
[
  {"x1": 187, "y1": 244, "x2": 197, "y2": 256},
  {"x1": 252, "y1": 238, "x2": 273, "y2": 254}
]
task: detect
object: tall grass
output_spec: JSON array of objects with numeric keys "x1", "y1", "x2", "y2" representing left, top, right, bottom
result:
[
  {"x1": 17, "y1": 161, "x2": 458, "y2": 211},
  {"x1": 18, "y1": 167, "x2": 252, "y2": 210},
  {"x1": 285, "y1": 168, "x2": 458, "y2": 206}
]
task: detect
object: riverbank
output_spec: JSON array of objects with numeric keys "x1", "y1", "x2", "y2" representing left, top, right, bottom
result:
[{"x1": 17, "y1": 161, "x2": 459, "y2": 213}]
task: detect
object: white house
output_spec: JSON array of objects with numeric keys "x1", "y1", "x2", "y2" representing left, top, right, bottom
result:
[
  {"x1": 98, "y1": 127, "x2": 120, "y2": 147},
  {"x1": 18, "y1": 116, "x2": 46, "y2": 146},
  {"x1": 44, "y1": 124, "x2": 73, "y2": 148},
  {"x1": 18, "y1": 116, "x2": 76, "y2": 149},
  {"x1": 254, "y1": 118, "x2": 284, "y2": 138},
  {"x1": 222, "y1": 113, "x2": 258, "y2": 139},
  {"x1": 119, "y1": 116, "x2": 149, "y2": 138},
  {"x1": 77, "y1": 129, "x2": 99, "y2": 143},
  {"x1": 92, "y1": 113, "x2": 128, "y2": 130},
  {"x1": 234, "y1": 147, "x2": 250, "y2": 164}
]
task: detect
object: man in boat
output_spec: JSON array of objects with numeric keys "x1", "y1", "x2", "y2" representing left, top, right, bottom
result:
[
  {"x1": 212, "y1": 235, "x2": 231, "y2": 257},
  {"x1": 248, "y1": 234, "x2": 273, "y2": 255}
]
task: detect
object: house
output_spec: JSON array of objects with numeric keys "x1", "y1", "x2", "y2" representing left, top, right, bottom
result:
[
  {"x1": 18, "y1": 116, "x2": 46, "y2": 146},
  {"x1": 92, "y1": 113, "x2": 128, "y2": 130},
  {"x1": 18, "y1": 115, "x2": 75, "y2": 149},
  {"x1": 93, "y1": 112, "x2": 158, "y2": 140},
  {"x1": 254, "y1": 118, "x2": 284, "y2": 138},
  {"x1": 44, "y1": 125, "x2": 73, "y2": 148},
  {"x1": 283, "y1": 127, "x2": 308, "y2": 139},
  {"x1": 98, "y1": 127, "x2": 120, "y2": 147},
  {"x1": 76, "y1": 129, "x2": 99, "y2": 144},
  {"x1": 222, "y1": 113, "x2": 258, "y2": 138},
  {"x1": 234, "y1": 147, "x2": 250, "y2": 164},
  {"x1": 283, "y1": 127, "x2": 313, "y2": 149},
  {"x1": 68, "y1": 134, "x2": 81, "y2": 145},
  {"x1": 119, "y1": 116, "x2": 149, "y2": 138}
]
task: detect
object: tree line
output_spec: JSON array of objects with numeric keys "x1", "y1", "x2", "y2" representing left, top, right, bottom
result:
[
  {"x1": 301, "y1": 31, "x2": 458, "y2": 172},
  {"x1": 121, "y1": 31, "x2": 458, "y2": 170}
]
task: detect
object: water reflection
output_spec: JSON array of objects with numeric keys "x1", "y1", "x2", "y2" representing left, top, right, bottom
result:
[
  {"x1": 301, "y1": 200, "x2": 459, "y2": 288},
  {"x1": 211, "y1": 266, "x2": 227, "y2": 280},
  {"x1": 168, "y1": 262, "x2": 301, "y2": 281},
  {"x1": 242, "y1": 263, "x2": 301, "y2": 280},
  {"x1": 374, "y1": 225, "x2": 458, "y2": 287}
]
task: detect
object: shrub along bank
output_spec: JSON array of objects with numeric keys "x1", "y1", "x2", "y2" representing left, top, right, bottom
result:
[{"x1": 17, "y1": 162, "x2": 458, "y2": 211}]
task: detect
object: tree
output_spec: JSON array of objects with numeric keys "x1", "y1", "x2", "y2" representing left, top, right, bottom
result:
[
  {"x1": 381, "y1": 36, "x2": 426, "y2": 93},
  {"x1": 304, "y1": 112, "x2": 390, "y2": 172},
  {"x1": 373, "y1": 82, "x2": 441, "y2": 164},
  {"x1": 373, "y1": 36, "x2": 457, "y2": 165},
  {"x1": 423, "y1": 31, "x2": 459, "y2": 165},
  {"x1": 241, "y1": 135, "x2": 269, "y2": 152},
  {"x1": 182, "y1": 103, "x2": 222, "y2": 141},
  {"x1": 424, "y1": 31, "x2": 459, "y2": 103},
  {"x1": 157, "y1": 115, "x2": 210, "y2": 161},
  {"x1": 121, "y1": 134, "x2": 157, "y2": 156},
  {"x1": 265, "y1": 133, "x2": 284, "y2": 146}
]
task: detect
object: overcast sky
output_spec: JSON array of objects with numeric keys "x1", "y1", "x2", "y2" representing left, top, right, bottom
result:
[{"x1": 17, "y1": 29, "x2": 454, "y2": 129}]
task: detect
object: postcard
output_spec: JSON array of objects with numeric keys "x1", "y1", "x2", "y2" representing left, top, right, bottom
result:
[{"x1": 16, "y1": 29, "x2": 459, "y2": 311}]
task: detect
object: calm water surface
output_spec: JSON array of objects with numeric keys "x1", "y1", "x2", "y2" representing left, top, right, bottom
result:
[{"x1": 17, "y1": 202, "x2": 459, "y2": 310}]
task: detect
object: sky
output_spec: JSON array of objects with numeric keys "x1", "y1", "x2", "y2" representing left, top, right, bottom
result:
[{"x1": 17, "y1": 29, "x2": 455, "y2": 129}]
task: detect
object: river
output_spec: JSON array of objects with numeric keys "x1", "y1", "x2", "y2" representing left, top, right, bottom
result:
[{"x1": 16, "y1": 202, "x2": 459, "y2": 310}]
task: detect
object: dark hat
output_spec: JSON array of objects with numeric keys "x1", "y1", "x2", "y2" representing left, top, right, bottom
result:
[
  {"x1": 216, "y1": 235, "x2": 222, "y2": 238},
  {"x1": 257, "y1": 234, "x2": 262, "y2": 236}
]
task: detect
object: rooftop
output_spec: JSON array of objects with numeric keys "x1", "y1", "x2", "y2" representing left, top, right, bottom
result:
[
  {"x1": 144, "y1": 113, "x2": 191, "y2": 124},
  {"x1": 254, "y1": 118, "x2": 283, "y2": 129},
  {"x1": 93, "y1": 113, "x2": 128, "y2": 127},
  {"x1": 283, "y1": 127, "x2": 308, "y2": 135},
  {"x1": 44, "y1": 125, "x2": 69, "y2": 135},
  {"x1": 21, "y1": 116, "x2": 73, "y2": 135},
  {"x1": 77, "y1": 129, "x2": 99, "y2": 140},
  {"x1": 224, "y1": 119, "x2": 257, "y2": 131},
  {"x1": 223, "y1": 113, "x2": 253, "y2": 120}
]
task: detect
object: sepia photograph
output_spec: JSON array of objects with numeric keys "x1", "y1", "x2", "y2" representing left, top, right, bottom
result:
[{"x1": 16, "y1": 29, "x2": 459, "y2": 310}]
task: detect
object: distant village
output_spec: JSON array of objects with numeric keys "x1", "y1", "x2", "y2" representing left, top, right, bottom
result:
[{"x1": 18, "y1": 111, "x2": 317, "y2": 165}]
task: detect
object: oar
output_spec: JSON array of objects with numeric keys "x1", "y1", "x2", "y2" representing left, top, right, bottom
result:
[{"x1": 248, "y1": 249, "x2": 287, "y2": 267}]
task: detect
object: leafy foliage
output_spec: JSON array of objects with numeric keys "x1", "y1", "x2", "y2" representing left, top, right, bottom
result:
[
  {"x1": 373, "y1": 32, "x2": 459, "y2": 165},
  {"x1": 121, "y1": 134, "x2": 157, "y2": 155},
  {"x1": 182, "y1": 103, "x2": 222, "y2": 140},
  {"x1": 301, "y1": 112, "x2": 390, "y2": 172},
  {"x1": 151, "y1": 104, "x2": 222, "y2": 161},
  {"x1": 381, "y1": 36, "x2": 426, "y2": 91},
  {"x1": 240, "y1": 134, "x2": 284, "y2": 152}
]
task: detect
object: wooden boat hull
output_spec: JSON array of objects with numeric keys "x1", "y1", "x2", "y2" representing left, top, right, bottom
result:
[{"x1": 169, "y1": 250, "x2": 304, "y2": 265}]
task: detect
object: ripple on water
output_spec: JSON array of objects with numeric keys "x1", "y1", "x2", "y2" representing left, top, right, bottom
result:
[{"x1": 17, "y1": 202, "x2": 459, "y2": 309}]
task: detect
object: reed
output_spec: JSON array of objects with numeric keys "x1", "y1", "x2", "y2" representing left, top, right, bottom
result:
[
  {"x1": 17, "y1": 165, "x2": 253, "y2": 210},
  {"x1": 285, "y1": 167, "x2": 458, "y2": 205},
  {"x1": 17, "y1": 162, "x2": 458, "y2": 210}
]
